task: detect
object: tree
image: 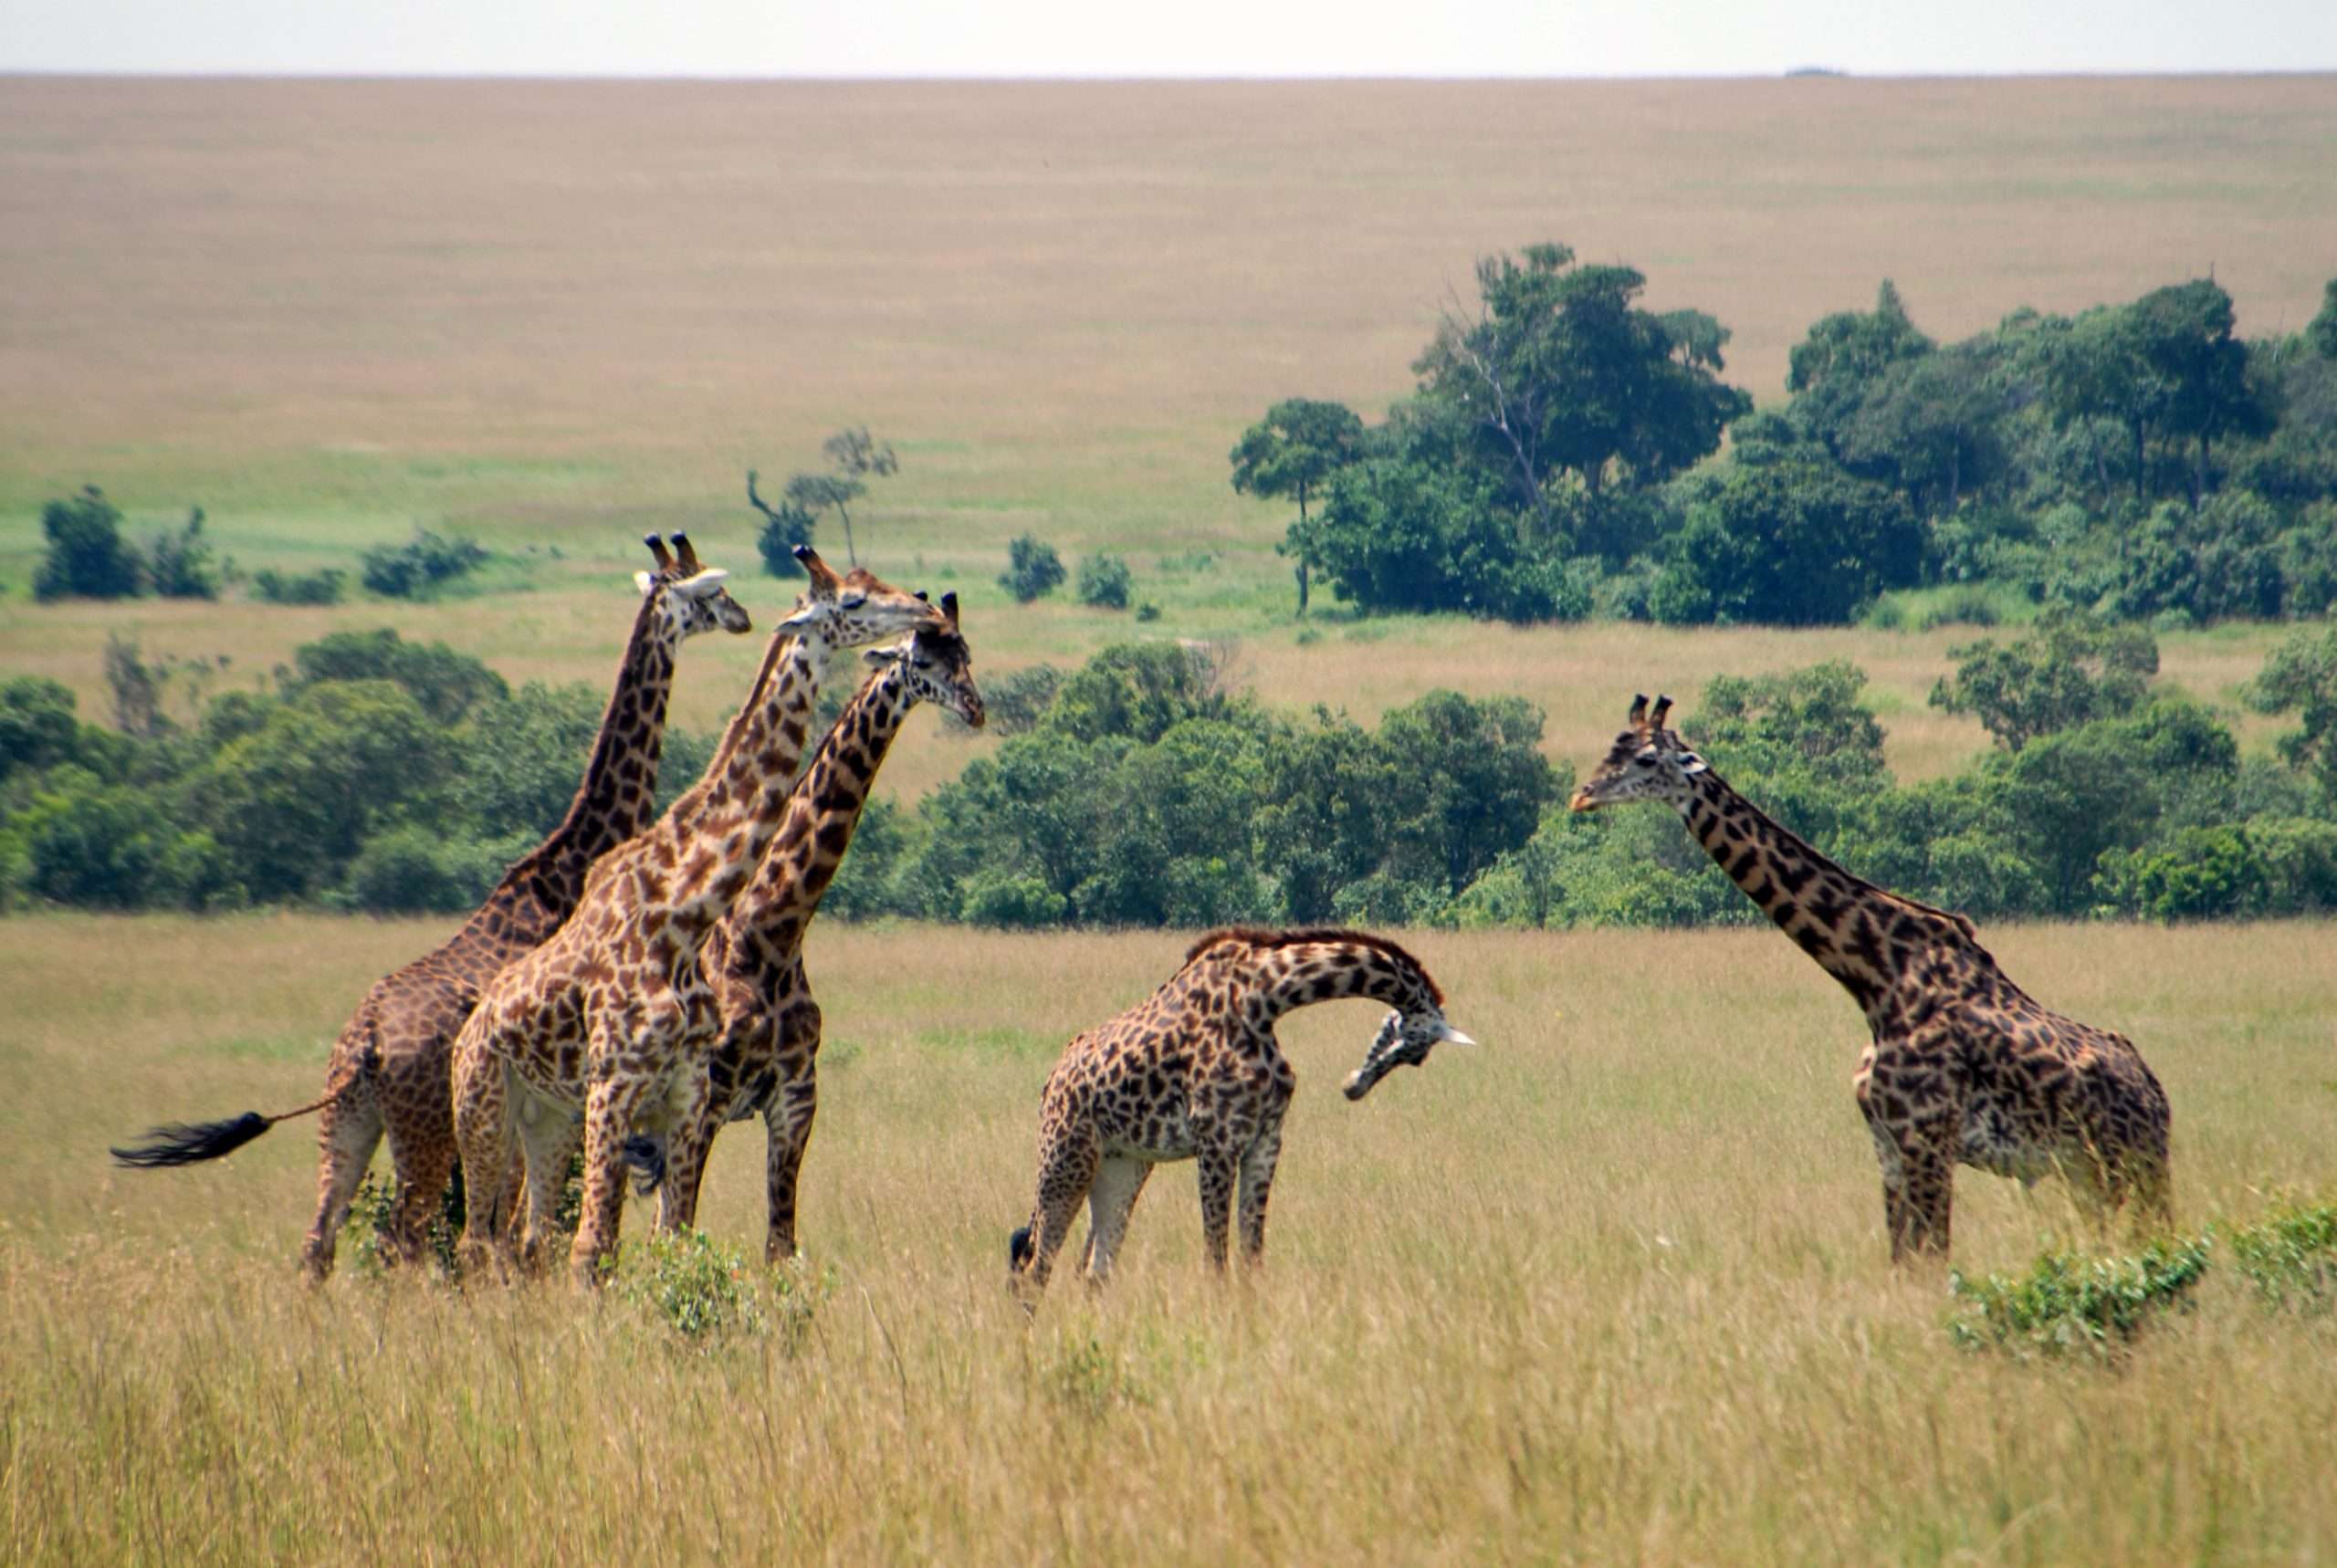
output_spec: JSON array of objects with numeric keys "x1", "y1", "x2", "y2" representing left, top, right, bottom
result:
[
  {"x1": 999, "y1": 535, "x2": 1065, "y2": 602},
  {"x1": 34, "y1": 486, "x2": 141, "y2": 601},
  {"x1": 2246, "y1": 624, "x2": 2337, "y2": 800},
  {"x1": 283, "y1": 628, "x2": 508, "y2": 726},
  {"x1": 1651, "y1": 461, "x2": 1923, "y2": 626},
  {"x1": 1838, "y1": 337, "x2": 2008, "y2": 513},
  {"x1": 1228, "y1": 398, "x2": 1364, "y2": 613},
  {"x1": 142, "y1": 507, "x2": 219, "y2": 600},
  {"x1": 2309, "y1": 277, "x2": 2337, "y2": 361},
  {"x1": 1929, "y1": 613, "x2": 2159, "y2": 751},
  {"x1": 746, "y1": 470, "x2": 819, "y2": 577},
  {"x1": 1076, "y1": 553, "x2": 1133, "y2": 610},
  {"x1": 0, "y1": 677, "x2": 80, "y2": 785},
  {"x1": 2137, "y1": 279, "x2": 2273, "y2": 507},
  {"x1": 1785, "y1": 280, "x2": 1936, "y2": 457},
  {"x1": 1307, "y1": 455, "x2": 1587, "y2": 623},
  {"x1": 1413, "y1": 243, "x2": 1750, "y2": 532}
]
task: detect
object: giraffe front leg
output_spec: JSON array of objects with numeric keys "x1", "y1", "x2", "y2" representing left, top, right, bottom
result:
[
  {"x1": 569, "y1": 1072, "x2": 648, "y2": 1291},
  {"x1": 655, "y1": 1097, "x2": 720, "y2": 1238},
  {"x1": 450, "y1": 1043, "x2": 519, "y2": 1282},
  {"x1": 1236, "y1": 1123, "x2": 1286, "y2": 1268},
  {"x1": 516, "y1": 1096, "x2": 582, "y2": 1276},
  {"x1": 1196, "y1": 1147, "x2": 1239, "y2": 1273},
  {"x1": 764, "y1": 1065, "x2": 820, "y2": 1264}
]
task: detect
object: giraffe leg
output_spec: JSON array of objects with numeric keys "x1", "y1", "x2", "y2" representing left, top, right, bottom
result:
[
  {"x1": 385, "y1": 1129, "x2": 456, "y2": 1274},
  {"x1": 570, "y1": 1072, "x2": 650, "y2": 1291},
  {"x1": 515, "y1": 1095, "x2": 582, "y2": 1276},
  {"x1": 763, "y1": 1064, "x2": 819, "y2": 1264},
  {"x1": 655, "y1": 1098, "x2": 720, "y2": 1238},
  {"x1": 451, "y1": 1043, "x2": 523, "y2": 1282},
  {"x1": 1012, "y1": 1132, "x2": 1096, "y2": 1303},
  {"x1": 1236, "y1": 1123, "x2": 1286, "y2": 1267},
  {"x1": 1196, "y1": 1146, "x2": 1239, "y2": 1272},
  {"x1": 1899, "y1": 1133, "x2": 1955, "y2": 1260},
  {"x1": 300, "y1": 1079, "x2": 384, "y2": 1281},
  {"x1": 1081, "y1": 1157, "x2": 1151, "y2": 1287}
]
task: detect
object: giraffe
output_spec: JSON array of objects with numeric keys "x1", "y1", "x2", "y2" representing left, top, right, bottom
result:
[
  {"x1": 448, "y1": 546, "x2": 945, "y2": 1289},
  {"x1": 654, "y1": 593, "x2": 986, "y2": 1260},
  {"x1": 1005, "y1": 926, "x2": 1474, "y2": 1302},
  {"x1": 110, "y1": 535, "x2": 752, "y2": 1278},
  {"x1": 1568, "y1": 693, "x2": 2174, "y2": 1262}
]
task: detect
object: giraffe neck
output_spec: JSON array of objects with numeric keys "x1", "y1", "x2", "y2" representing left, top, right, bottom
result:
[
  {"x1": 450, "y1": 588, "x2": 677, "y2": 947},
  {"x1": 638, "y1": 629, "x2": 834, "y2": 936},
  {"x1": 1242, "y1": 938, "x2": 1440, "y2": 1023},
  {"x1": 722, "y1": 664, "x2": 916, "y2": 976},
  {"x1": 1675, "y1": 768, "x2": 1958, "y2": 1011}
]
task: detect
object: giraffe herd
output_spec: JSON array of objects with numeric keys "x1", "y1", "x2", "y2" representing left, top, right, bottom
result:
[{"x1": 112, "y1": 542, "x2": 2176, "y2": 1297}]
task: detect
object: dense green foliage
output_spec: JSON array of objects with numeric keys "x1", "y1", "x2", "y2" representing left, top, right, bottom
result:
[
  {"x1": 1233, "y1": 258, "x2": 2337, "y2": 627},
  {"x1": 1946, "y1": 1239, "x2": 2210, "y2": 1359},
  {"x1": 999, "y1": 535, "x2": 1066, "y2": 602},
  {"x1": 359, "y1": 527, "x2": 487, "y2": 599},
  {"x1": 7, "y1": 624, "x2": 2335, "y2": 929},
  {"x1": 35, "y1": 487, "x2": 219, "y2": 601},
  {"x1": 1075, "y1": 552, "x2": 1133, "y2": 610}
]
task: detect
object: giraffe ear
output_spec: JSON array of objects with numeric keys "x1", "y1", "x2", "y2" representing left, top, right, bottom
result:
[
  {"x1": 861, "y1": 643, "x2": 907, "y2": 670},
  {"x1": 634, "y1": 570, "x2": 657, "y2": 599},
  {"x1": 1433, "y1": 1021, "x2": 1478, "y2": 1047},
  {"x1": 670, "y1": 567, "x2": 729, "y2": 600}
]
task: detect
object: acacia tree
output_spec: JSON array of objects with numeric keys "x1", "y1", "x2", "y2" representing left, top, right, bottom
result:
[
  {"x1": 1229, "y1": 398, "x2": 1364, "y2": 613},
  {"x1": 748, "y1": 427, "x2": 899, "y2": 570},
  {"x1": 1412, "y1": 243, "x2": 1749, "y2": 534}
]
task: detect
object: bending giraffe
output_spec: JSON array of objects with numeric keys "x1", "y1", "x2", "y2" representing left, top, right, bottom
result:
[
  {"x1": 1007, "y1": 926, "x2": 1475, "y2": 1303},
  {"x1": 655, "y1": 593, "x2": 985, "y2": 1260},
  {"x1": 1569, "y1": 693, "x2": 2173, "y2": 1262},
  {"x1": 110, "y1": 534, "x2": 752, "y2": 1278},
  {"x1": 449, "y1": 547, "x2": 944, "y2": 1289}
]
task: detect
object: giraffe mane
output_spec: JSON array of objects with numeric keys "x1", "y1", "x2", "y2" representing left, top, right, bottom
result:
[{"x1": 1179, "y1": 925, "x2": 1445, "y2": 1005}]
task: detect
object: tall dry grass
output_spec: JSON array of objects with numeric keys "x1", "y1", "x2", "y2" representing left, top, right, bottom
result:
[{"x1": 4, "y1": 914, "x2": 2332, "y2": 1563}]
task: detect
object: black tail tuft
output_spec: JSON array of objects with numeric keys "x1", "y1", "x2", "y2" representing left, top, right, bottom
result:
[
  {"x1": 1008, "y1": 1225, "x2": 1033, "y2": 1270},
  {"x1": 110, "y1": 1111, "x2": 271, "y2": 1168}
]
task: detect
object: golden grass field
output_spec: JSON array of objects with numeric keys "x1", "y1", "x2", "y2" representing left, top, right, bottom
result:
[
  {"x1": 5, "y1": 76, "x2": 2337, "y2": 1563},
  {"x1": 2, "y1": 913, "x2": 2333, "y2": 1563}
]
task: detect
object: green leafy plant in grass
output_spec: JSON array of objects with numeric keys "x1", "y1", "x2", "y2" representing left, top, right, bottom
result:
[
  {"x1": 613, "y1": 1229, "x2": 767, "y2": 1343},
  {"x1": 2222, "y1": 1200, "x2": 2337, "y2": 1312},
  {"x1": 1946, "y1": 1238, "x2": 2210, "y2": 1359},
  {"x1": 251, "y1": 567, "x2": 346, "y2": 605},
  {"x1": 1043, "y1": 1335, "x2": 1151, "y2": 1417},
  {"x1": 341, "y1": 1172, "x2": 464, "y2": 1277}
]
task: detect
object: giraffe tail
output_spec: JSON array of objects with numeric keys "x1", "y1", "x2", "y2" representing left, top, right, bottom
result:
[{"x1": 110, "y1": 1033, "x2": 380, "y2": 1169}]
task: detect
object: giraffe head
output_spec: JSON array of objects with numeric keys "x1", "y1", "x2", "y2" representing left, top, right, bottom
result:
[
  {"x1": 634, "y1": 532, "x2": 754, "y2": 638},
  {"x1": 1567, "y1": 693, "x2": 1708, "y2": 812},
  {"x1": 860, "y1": 591, "x2": 987, "y2": 729},
  {"x1": 1341, "y1": 1006, "x2": 1476, "y2": 1102},
  {"x1": 775, "y1": 545, "x2": 947, "y2": 652}
]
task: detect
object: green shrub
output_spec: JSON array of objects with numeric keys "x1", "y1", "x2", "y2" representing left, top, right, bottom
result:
[
  {"x1": 1945, "y1": 1239, "x2": 2209, "y2": 1359},
  {"x1": 1076, "y1": 552, "x2": 1134, "y2": 609},
  {"x1": 959, "y1": 869, "x2": 1070, "y2": 929},
  {"x1": 142, "y1": 508, "x2": 219, "y2": 600},
  {"x1": 361, "y1": 528, "x2": 488, "y2": 599},
  {"x1": 252, "y1": 567, "x2": 346, "y2": 605},
  {"x1": 980, "y1": 664, "x2": 1064, "y2": 736},
  {"x1": 613, "y1": 1229, "x2": 766, "y2": 1342},
  {"x1": 2222, "y1": 1200, "x2": 2337, "y2": 1312},
  {"x1": 34, "y1": 486, "x2": 141, "y2": 601},
  {"x1": 1000, "y1": 535, "x2": 1066, "y2": 602}
]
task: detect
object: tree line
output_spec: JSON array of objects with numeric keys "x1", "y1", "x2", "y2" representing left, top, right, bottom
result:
[
  {"x1": 10, "y1": 619, "x2": 2336, "y2": 927},
  {"x1": 1233, "y1": 253, "x2": 2337, "y2": 628}
]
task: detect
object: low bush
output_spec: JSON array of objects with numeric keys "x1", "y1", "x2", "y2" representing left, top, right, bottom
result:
[{"x1": 1945, "y1": 1239, "x2": 2210, "y2": 1359}]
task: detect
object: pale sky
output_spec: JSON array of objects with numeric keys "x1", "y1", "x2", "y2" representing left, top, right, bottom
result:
[{"x1": 5, "y1": 0, "x2": 2335, "y2": 77}]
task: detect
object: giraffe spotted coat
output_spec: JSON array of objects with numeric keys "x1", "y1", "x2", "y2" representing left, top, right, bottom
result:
[
  {"x1": 1008, "y1": 926, "x2": 1473, "y2": 1301},
  {"x1": 1570, "y1": 693, "x2": 2174, "y2": 1261}
]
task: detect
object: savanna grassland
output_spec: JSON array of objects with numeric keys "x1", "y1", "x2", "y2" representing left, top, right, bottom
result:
[
  {"x1": 5, "y1": 75, "x2": 2337, "y2": 1563},
  {"x1": 3, "y1": 915, "x2": 2335, "y2": 1563}
]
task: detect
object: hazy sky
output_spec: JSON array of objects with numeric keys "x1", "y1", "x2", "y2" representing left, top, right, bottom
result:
[{"x1": 5, "y1": 0, "x2": 2334, "y2": 77}]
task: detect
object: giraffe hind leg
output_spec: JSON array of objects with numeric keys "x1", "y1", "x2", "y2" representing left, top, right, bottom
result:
[{"x1": 301, "y1": 1082, "x2": 384, "y2": 1281}]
